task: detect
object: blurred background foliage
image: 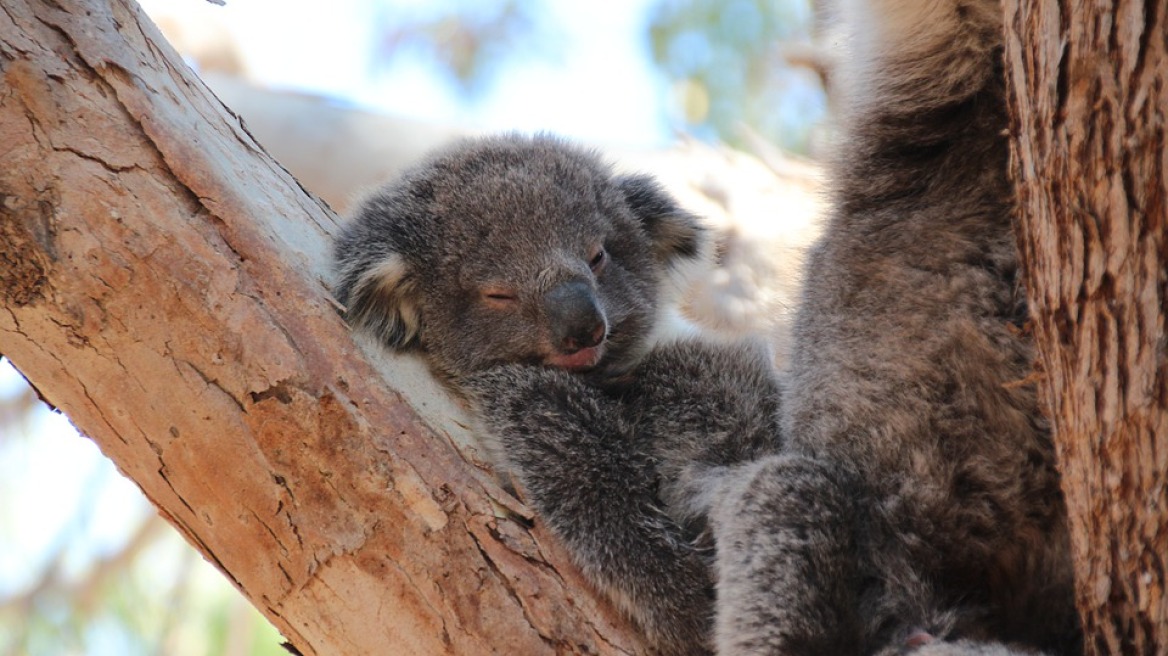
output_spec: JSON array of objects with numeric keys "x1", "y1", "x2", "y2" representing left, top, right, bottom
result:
[
  {"x1": 371, "y1": 0, "x2": 823, "y2": 151},
  {"x1": 372, "y1": 1, "x2": 560, "y2": 97},
  {"x1": 648, "y1": 0, "x2": 823, "y2": 151},
  {"x1": 1, "y1": 0, "x2": 824, "y2": 654}
]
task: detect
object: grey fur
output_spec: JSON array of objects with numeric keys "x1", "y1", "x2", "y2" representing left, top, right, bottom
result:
[
  {"x1": 706, "y1": 0, "x2": 1080, "y2": 653},
  {"x1": 332, "y1": 133, "x2": 772, "y2": 653},
  {"x1": 332, "y1": 133, "x2": 705, "y2": 388},
  {"x1": 464, "y1": 338, "x2": 782, "y2": 655}
]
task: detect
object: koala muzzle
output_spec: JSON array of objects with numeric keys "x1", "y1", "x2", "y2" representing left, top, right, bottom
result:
[{"x1": 544, "y1": 280, "x2": 607, "y2": 354}]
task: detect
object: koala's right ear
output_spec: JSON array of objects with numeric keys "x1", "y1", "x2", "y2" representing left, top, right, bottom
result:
[
  {"x1": 616, "y1": 174, "x2": 706, "y2": 266},
  {"x1": 335, "y1": 252, "x2": 424, "y2": 351}
]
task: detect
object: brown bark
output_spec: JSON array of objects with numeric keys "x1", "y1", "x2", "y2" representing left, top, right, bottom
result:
[
  {"x1": 0, "y1": 0, "x2": 646, "y2": 653},
  {"x1": 1004, "y1": 1, "x2": 1168, "y2": 653}
]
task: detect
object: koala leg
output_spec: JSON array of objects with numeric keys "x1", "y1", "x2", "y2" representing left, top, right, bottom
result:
[
  {"x1": 706, "y1": 453, "x2": 864, "y2": 656},
  {"x1": 464, "y1": 365, "x2": 714, "y2": 656}
]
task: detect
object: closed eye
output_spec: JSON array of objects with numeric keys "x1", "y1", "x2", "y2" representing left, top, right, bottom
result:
[{"x1": 482, "y1": 288, "x2": 518, "y2": 307}]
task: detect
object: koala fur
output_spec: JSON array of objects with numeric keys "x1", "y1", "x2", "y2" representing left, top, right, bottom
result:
[
  {"x1": 333, "y1": 133, "x2": 778, "y2": 654},
  {"x1": 465, "y1": 337, "x2": 783, "y2": 655},
  {"x1": 332, "y1": 133, "x2": 707, "y2": 390},
  {"x1": 704, "y1": 0, "x2": 1081, "y2": 654}
]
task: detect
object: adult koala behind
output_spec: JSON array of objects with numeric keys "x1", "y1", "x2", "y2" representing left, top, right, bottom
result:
[
  {"x1": 706, "y1": 0, "x2": 1081, "y2": 654},
  {"x1": 332, "y1": 134, "x2": 782, "y2": 654}
]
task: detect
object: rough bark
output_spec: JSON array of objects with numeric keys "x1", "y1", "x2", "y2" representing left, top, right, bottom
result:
[
  {"x1": 0, "y1": 0, "x2": 647, "y2": 653},
  {"x1": 1004, "y1": 1, "x2": 1168, "y2": 653}
]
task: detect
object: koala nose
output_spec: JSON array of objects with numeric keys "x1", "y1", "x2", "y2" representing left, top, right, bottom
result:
[{"x1": 544, "y1": 280, "x2": 607, "y2": 353}]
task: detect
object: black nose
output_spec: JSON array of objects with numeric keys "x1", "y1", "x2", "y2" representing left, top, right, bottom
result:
[{"x1": 544, "y1": 281, "x2": 607, "y2": 353}]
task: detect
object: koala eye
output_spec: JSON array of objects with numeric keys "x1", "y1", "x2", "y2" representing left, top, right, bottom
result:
[
  {"x1": 588, "y1": 247, "x2": 607, "y2": 273},
  {"x1": 481, "y1": 287, "x2": 519, "y2": 308}
]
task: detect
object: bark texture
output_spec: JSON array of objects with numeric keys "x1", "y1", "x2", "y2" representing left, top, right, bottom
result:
[
  {"x1": 1004, "y1": 1, "x2": 1168, "y2": 653},
  {"x1": 0, "y1": 0, "x2": 646, "y2": 653}
]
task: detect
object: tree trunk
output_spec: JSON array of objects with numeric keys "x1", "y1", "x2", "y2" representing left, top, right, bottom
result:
[
  {"x1": 1003, "y1": 1, "x2": 1168, "y2": 653},
  {"x1": 0, "y1": 0, "x2": 646, "y2": 653}
]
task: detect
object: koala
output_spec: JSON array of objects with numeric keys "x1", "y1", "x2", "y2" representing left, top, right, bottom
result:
[
  {"x1": 703, "y1": 0, "x2": 1082, "y2": 654},
  {"x1": 332, "y1": 133, "x2": 784, "y2": 654},
  {"x1": 332, "y1": 134, "x2": 705, "y2": 388}
]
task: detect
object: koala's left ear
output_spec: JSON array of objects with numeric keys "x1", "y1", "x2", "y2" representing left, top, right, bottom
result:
[
  {"x1": 617, "y1": 174, "x2": 706, "y2": 265},
  {"x1": 333, "y1": 252, "x2": 424, "y2": 351}
]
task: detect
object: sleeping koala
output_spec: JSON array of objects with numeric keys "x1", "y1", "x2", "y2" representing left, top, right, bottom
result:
[
  {"x1": 332, "y1": 133, "x2": 783, "y2": 655},
  {"x1": 332, "y1": 133, "x2": 706, "y2": 387}
]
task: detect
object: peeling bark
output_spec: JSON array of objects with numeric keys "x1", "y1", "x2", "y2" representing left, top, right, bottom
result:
[
  {"x1": 1004, "y1": 1, "x2": 1168, "y2": 653},
  {"x1": 0, "y1": 0, "x2": 645, "y2": 653}
]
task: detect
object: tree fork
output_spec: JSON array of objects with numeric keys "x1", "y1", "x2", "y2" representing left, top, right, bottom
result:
[{"x1": 0, "y1": 0, "x2": 644, "y2": 653}]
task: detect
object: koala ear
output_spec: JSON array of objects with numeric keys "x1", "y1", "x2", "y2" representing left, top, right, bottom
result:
[
  {"x1": 617, "y1": 174, "x2": 706, "y2": 265},
  {"x1": 336, "y1": 252, "x2": 423, "y2": 351}
]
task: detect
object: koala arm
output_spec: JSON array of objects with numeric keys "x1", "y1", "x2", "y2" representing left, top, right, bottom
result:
[
  {"x1": 463, "y1": 365, "x2": 713, "y2": 656},
  {"x1": 615, "y1": 338, "x2": 785, "y2": 525}
]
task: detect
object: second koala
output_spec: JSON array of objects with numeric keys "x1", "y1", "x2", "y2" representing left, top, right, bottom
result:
[{"x1": 333, "y1": 133, "x2": 782, "y2": 654}]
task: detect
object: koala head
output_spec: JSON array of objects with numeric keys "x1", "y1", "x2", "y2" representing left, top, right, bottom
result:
[{"x1": 332, "y1": 134, "x2": 706, "y2": 384}]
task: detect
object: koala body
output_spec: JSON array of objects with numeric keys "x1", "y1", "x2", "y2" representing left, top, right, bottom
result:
[
  {"x1": 466, "y1": 337, "x2": 783, "y2": 655},
  {"x1": 705, "y1": 0, "x2": 1081, "y2": 654},
  {"x1": 333, "y1": 134, "x2": 781, "y2": 654}
]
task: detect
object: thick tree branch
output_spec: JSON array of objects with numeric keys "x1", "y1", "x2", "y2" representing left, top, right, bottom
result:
[{"x1": 0, "y1": 0, "x2": 645, "y2": 653}]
